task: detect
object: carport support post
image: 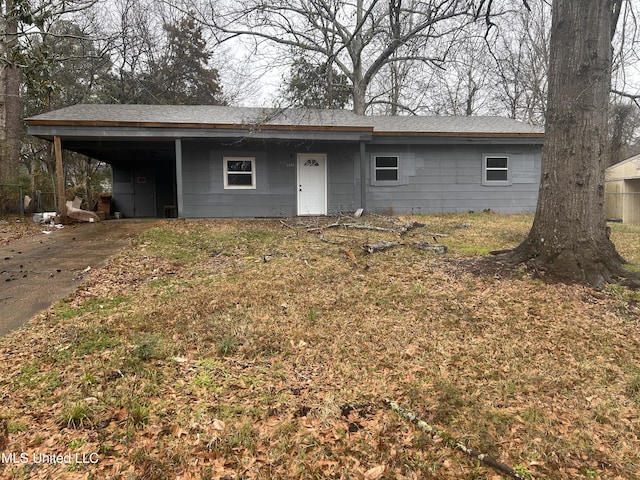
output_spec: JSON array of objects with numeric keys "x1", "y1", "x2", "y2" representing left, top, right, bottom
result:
[
  {"x1": 54, "y1": 136, "x2": 67, "y2": 218},
  {"x1": 175, "y1": 138, "x2": 183, "y2": 218}
]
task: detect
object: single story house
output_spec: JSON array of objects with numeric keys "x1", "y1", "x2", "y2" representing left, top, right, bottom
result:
[
  {"x1": 605, "y1": 153, "x2": 640, "y2": 224},
  {"x1": 25, "y1": 105, "x2": 544, "y2": 218}
]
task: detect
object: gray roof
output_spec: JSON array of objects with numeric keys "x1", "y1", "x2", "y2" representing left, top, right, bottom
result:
[{"x1": 26, "y1": 104, "x2": 544, "y2": 137}]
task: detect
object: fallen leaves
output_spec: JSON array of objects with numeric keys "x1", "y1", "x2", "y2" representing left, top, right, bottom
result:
[
  {"x1": 364, "y1": 464, "x2": 385, "y2": 479},
  {"x1": 0, "y1": 216, "x2": 44, "y2": 246},
  {"x1": 0, "y1": 214, "x2": 640, "y2": 479}
]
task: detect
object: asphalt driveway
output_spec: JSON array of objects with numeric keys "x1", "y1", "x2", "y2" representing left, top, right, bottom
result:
[{"x1": 0, "y1": 219, "x2": 156, "y2": 337}]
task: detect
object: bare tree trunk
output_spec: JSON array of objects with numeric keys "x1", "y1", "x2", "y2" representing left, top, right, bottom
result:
[
  {"x1": 0, "y1": 2, "x2": 8, "y2": 183},
  {"x1": 4, "y1": 62, "x2": 20, "y2": 182},
  {"x1": 352, "y1": 79, "x2": 367, "y2": 115},
  {"x1": 504, "y1": 0, "x2": 634, "y2": 288},
  {"x1": 0, "y1": 0, "x2": 21, "y2": 184}
]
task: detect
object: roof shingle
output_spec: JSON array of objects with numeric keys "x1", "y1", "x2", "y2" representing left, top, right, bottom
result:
[{"x1": 25, "y1": 104, "x2": 544, "y2": 136}]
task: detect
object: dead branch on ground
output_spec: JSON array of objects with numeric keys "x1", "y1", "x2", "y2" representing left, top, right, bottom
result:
[
  {"x1": 308, "y1": 219, "x2": 447, "y2": 238},
  {"x1": 363, "y1": 241, "x2": 447, "y2": 254},
  {"x1": 385, "y1": 399, "x2": 528, "y2": 480},
  {"x1": 308, "y1": 222, "x2": 394, "y2": 233}
]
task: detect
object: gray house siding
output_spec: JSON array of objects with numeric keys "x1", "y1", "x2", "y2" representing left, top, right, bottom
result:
[
  {"x1": 181, "y1": 140, "x2": 359, "y2": 218},
  {"x1": 180, "y1": 140, "x2": 540, "y2": 217},
  {"x1": 364, "y1": 144, "x2": 541, "y2": 214},
  {"x1": 327, "y1": 148, "x2": 359, "y2": 214}
]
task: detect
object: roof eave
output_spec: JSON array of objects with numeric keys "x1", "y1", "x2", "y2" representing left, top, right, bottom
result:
[
  {"x1": 24, "y1": 118, "x2": 374, "y2": 134},
  {"x1": 372, "y1": 131, "x2": 544, "y2": 138},
  {"x1": 25, "y1": 124, "x2": 373, "y2": 144}
]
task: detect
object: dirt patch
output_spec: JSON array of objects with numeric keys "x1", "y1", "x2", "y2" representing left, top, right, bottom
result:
[{"x1": 0, "y1": 219, "x2": 157, "y2": 336}]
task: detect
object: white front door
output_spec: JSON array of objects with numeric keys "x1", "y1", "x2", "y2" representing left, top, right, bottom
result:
[{"x1": 297, "y1": 154, "x2": 327, "y2": 215}]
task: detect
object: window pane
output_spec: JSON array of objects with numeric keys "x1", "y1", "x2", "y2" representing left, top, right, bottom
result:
[
  {"x1": 486, "y1": 157, "x2": 507, "y2": 169},
  {"x1": 227, "y1": 160, "x2": 253, "y2": 172},
  {"x1": 376, "y1": 169, "x2": 398, "y2": 181},
  {"x1": 227, "y1": 173, "x2": 253, "y2": 186},
  {"x1": 376, "y1": 156, "x2": 398, "y2": 168},
  {"x1": 486, "y1": 170, "x2": 508, "y2": 181}
]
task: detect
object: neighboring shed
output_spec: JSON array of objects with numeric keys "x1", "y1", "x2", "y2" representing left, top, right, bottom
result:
[
  {"x1": 605, "y1": 153, "x2": 640, "y2": 224},
  {"x1": 25, "y1": 105, "x2": 544, "y2": 218}
]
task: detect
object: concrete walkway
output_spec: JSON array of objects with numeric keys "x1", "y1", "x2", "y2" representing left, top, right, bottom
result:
[{"x1": 0, "y1": 220, "x2": 156, "y2": 337}]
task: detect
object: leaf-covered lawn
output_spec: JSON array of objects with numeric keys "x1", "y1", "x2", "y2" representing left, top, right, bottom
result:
[{"x1": 1, "y1": 213, "x2": 640, "y2": 480}]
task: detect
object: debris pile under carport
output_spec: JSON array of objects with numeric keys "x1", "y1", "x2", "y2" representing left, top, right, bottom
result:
[
  {"x1": 32, "y1": 196, "x2": 100, "y2": 225},
  {"x1": 65, "y1": 197, "x2": 100, "y2": 223}
]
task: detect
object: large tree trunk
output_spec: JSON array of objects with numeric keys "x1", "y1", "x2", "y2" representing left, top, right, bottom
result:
[
  {"x1": 0, "y1": 0, "x2": 21, "y2": 184},
  {"x1": 504, "y1": 0, "x2": 633, "y2": 289}
]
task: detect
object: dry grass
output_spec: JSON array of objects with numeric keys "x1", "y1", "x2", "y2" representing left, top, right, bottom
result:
[{"x1": 1, "y1": 213, "x2": 640, "y2": 480}]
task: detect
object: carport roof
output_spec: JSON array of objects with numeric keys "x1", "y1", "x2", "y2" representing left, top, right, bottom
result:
[{"x1": 25, "y1": 104, "x2": 545, "y2": 139}]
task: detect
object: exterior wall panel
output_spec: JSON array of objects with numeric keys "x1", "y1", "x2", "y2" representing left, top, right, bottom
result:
[
  {"x1": 181, "y1": 140, "x2": 359, "y2": 217},
  {"x1": 122, "y1": 137, "x2": 542, "y2": 218},
  {"x1": 364, "y1": 144, "x2": 541, "y2": 214},
  {"x1": 111, "y1": 166, "x2": 134, "y2": 218}
]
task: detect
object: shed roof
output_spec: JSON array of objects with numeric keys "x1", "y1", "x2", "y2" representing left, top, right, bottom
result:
[{"x1": 25, "y1": 104, "x2": 544, "y2": 138}]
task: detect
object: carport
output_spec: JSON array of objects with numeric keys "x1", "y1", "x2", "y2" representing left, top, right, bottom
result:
[
  {"x1": 25, "y1": 107, "x2": 187, "y2": 219},
  {"x1": 27, "y1": 134, "x2": 179, "y2": 219},
  {"x1": 62, "y1": 138, "x2": 178, "y2": 218}
]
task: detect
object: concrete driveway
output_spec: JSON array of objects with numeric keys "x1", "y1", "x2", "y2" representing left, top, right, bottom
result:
[{"x1": 0, "y1": 219, "x2": 157, "y2": 337}]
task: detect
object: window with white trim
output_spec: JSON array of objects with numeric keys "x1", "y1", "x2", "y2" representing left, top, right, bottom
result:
[
  {"x1": 483, "y1": 155, "x2": 510, "y2": 185},
  {"x1": 224, "y1": 157, "x2": 256, "y2": 189},
  {"x1": 373, "y1": 155, "x2": 399, "y2": 183}
]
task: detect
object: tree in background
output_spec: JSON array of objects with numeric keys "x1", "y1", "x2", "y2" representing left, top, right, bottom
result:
[
  {"x1": 283, "y1": 56, "x2": 352, "y2": 109},
  {"x1": 420, "y1": 32, "x2": 495, "y2": 116},
  {"x1": 608, "y1": 101, "x2": 640, "y2": 166},
  {"x1": 191, "y1": 0, "x2": 473, "y2": 114},
  {"x1": 20, "y1": 18, "x2": 113, "y2": 210},
  {"x1": 488, "y1": 0, "x2": 549, "y2": 125},
  {"x1": 0, "y1": 0, "x2": 99, "y2": 186},
  {"x1": 142, "y1": 17, "x2": 224, "y2": 105},
  {"x1": 367, "y1": 35, "x2": 431, "y2": 115},
  {"x1": 101, "y1": 6, "x2": 224, "y2": 106},
  {"x1": 97, "y1": 0, "x2": 159, "y2": 104},
  {"x1": 22, "y1": 20, "x2": 112, "y2": 114}
]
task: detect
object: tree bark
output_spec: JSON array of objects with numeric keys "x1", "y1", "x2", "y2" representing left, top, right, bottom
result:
[
  {"x1": 504, "y1": 0, "x2": 634, "y2": 288},
  {"x1": 352, "y1": 77, "x2": 367, "y2": 115},
  {"x1": 0, "y1": 0, "x2": 21, "y2": 184}
]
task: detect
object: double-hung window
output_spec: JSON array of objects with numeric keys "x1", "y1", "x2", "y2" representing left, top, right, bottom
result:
[
  {"x1": 373, "y1": 155, "x2": 400, "y2": 184},
  {"x1": 224, "y1": 157, "x2": 256, "y2": 189},
  {"x1": 483, "y1": 155, "x2": 510, "y2": 185}
]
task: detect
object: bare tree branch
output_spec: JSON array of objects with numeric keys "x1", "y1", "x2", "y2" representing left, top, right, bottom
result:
[
  {"x1": 180, "y1": 0, "x2": 473, "y2": 114},
  {"x1": 612, "y1": 88, "x2": 640, "y2": 108}
]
